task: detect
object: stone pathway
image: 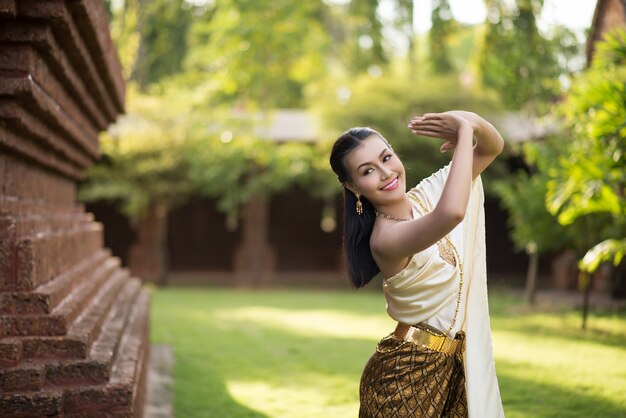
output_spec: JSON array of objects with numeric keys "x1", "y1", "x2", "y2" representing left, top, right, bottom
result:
[{"x1": 144, "y1": 344, "x2": 175, "y2": 418}]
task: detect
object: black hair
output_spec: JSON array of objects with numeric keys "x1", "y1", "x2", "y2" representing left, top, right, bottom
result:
[{"x1": 329, "y1": 127, "x2": 390, "y2": 288}]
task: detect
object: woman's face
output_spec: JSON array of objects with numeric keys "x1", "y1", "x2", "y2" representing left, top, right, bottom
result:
[{"x1": 343, "y1": 134, "x2": 406, "y2": 206}]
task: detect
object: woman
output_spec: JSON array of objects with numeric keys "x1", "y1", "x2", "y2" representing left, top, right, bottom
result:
[{"x1": 329, "y1": 111, "x2": 505, "y2": 418}]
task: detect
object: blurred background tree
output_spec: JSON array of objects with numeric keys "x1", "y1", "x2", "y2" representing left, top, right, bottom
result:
[
  {"x1": 478, "y1": 0, "x2": 581, "y2": 112},
  {"x1": 546, "y1": 28, "x2": 626, "y2": 327},
  {"x1": 493, "y1": 139, "x2": 585, "y2": 305},
  {"x1": 79, "y1": 86, "x2": 196, "y2": 285},
  {"x1": 430, "y1": 0, "x2": 456, "y2": 73}
]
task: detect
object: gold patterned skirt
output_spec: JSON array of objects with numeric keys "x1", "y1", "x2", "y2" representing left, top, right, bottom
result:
[{"x1": 359, "y1": 331, "x2": 468, "y2": 418}]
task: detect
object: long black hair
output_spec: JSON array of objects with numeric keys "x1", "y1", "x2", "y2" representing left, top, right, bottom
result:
[{"x1": 329, "y1": 127, "x2": 390, "y2": 288}]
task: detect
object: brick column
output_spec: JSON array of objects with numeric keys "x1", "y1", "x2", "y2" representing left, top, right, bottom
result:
[
  {"x1": 234, "y1": 196, "x2": 276, "y2": 287},
  {"x1": 0, "y1": 1, "x2": 150, "y2": 417}
]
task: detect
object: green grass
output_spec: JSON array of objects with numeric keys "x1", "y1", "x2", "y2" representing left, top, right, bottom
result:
[{"x1": 148, "y1": 286, "x2": 626, "y2": 418}]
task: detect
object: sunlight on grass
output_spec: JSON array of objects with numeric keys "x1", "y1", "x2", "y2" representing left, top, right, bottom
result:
[
  {"x1": 216, "y1": 306, "x2": 395, "y2": 340},
  {"x1": 227, "y1": 374, "x2": 359, "y2": 418},
  {"x1": 494, "y1": 329, "x2": 626, "y2": 403},
  {"x1": 150, "y1": 287, "x2": 626, "y2": 418}
]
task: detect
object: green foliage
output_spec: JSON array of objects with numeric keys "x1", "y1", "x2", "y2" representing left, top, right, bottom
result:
[
  {"x1": 478, "y1": 0, "x2": 580, "y2": 111},
  {"x1": 79, "y1": 85, "x2": 195, "y2": 222},
  {"x1": 108, "y1": 0, "x2": 141, "y2": 81},
  {"x1": 546, "y1": 28, "x2": 626, "y2": 272},
  {"x1": 493, "y1": 142, "x2": 571, "y2": 255},
  {"x1": 107, "y1": 0, "x2": 191, "y2": 89},
  {"x1": 429, "y1": 0, "x2": 455, "y2": 73},
  {"x1": 185, "y1": 130, "x2": 336, "y2": 214},
  {"x1": 132, "y1": 0, "x2": 191, "y2": 89},
  {"x1": 183, "y1": 0, "x2": 329, "y2": 108},
  {"x1": 579, "y1": 239, "x2": 626, "y2": 274},
  {"x1": 346, "y1": 0, "x2": 387, "y2": 72},
  {"x1": 312, "y1": 70, "x2": 504, "y2": 187}
]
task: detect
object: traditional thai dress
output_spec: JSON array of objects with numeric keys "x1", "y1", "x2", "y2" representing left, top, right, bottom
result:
[{"x1": 359, "y1": 162, "x2": 505, "y2": 418}]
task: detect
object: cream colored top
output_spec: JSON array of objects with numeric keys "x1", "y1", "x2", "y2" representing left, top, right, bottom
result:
[{"x1": 375, "y1": 162, "x2": 505, "y2": 418}]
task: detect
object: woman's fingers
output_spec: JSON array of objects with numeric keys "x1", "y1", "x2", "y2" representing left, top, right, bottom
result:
[
  {"x1": 440, "y1": 141, "x2": 455, "y2": 153},
  {"x1": 409, "y1": 119, "x2": 445, "y2": 130},
  {"x1": 410, "y1": 121, "x2": 454, "y2": 134},
  {"x1": 411, "y1": 129, "x2": 456, "y2": 141},
  {"x1": 409, "y1": 112, "x2": 463, "y2": 141}
]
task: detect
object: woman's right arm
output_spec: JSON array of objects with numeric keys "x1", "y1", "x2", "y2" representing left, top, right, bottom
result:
[
  {"x1": 426, "y1": 114, "x2": 474, "y2": 221},
  {"x1": 371, "y1": 113, "x2": 474, "y2": 260}
]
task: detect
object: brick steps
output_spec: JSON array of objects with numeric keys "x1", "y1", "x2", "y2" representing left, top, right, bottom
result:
[
  {"x1": 21, "y1": 279, "x2": 138, "y2": 359},
  {"x1": 1, "y1": 255, "x2": 121, "y2": 337},
  {"x1": 0, "y1": 223, "x2": 105, "y2": 291},
  {"x1": 0, "y1": 337, "x2": 22, "y2": 366},
  {"x1": 64, "y1": 288, "x2": 151, "y2": 417},
  {"x1": 46, "y1": 278, "x2": 143, "y2": 387},
  {"x1": 0, "y1": 388, "x2": 64, "y2": 418},
  {"x1": 0, "y1": 251, "x2": 119, "y2": 366},
  {"x1": 0, "y1": 249, "x2": 112, "y2": 316},
  {"x1": 0, "y1": 287, "x2": 151, "y2": 418},
  {"x1": 0, "y1": 277, "x2": 140, "y2": 392}
]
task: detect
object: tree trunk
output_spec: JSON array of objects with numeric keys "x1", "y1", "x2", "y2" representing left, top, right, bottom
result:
[
  {"x1": 128, "y1": 201, "x2": 169, "y2": 286},
  {"x1": 525, "y1": 251, "x2": 539, "y2": 305},
  {"x1": 581, "y1": 271, "x2": 592, "y2": 330},
  {"x1": 407, "y1": 0, "x2": 415, "y2": 77}
]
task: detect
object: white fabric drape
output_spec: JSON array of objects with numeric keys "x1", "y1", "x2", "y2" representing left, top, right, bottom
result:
[{"x1": 377, "y1": 162, "x2": 505, "y2": 417}]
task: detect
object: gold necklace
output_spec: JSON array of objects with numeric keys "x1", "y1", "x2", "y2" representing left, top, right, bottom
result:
[
  {"x1": 406, "y1": 193, "x2": 464, "y2": 334},
  {"x1": 374, "y1": 210, "x2": 411, "y2": 222}
]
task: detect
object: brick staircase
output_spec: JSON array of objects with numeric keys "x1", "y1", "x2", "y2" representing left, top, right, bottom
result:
[{"x1": 0, "y1": 1, "x2": 151, "y2": 417}]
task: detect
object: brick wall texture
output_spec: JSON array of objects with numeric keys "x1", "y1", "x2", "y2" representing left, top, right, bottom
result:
[{"x1": 0, "y1": 1, "x2": 151, "y2": 417}]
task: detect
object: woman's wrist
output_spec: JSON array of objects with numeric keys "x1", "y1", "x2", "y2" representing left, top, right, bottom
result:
[
  {"x1": 458, "y1": 121, "x2": 474, "y2": 141},
  {"x1": 447, "y1": 110, "x2": 481, "y2": 134}
]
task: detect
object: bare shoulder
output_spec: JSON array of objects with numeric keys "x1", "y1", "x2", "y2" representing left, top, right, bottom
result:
[{"x1": 370, "y1": 220, "x2": 412, "y2": 278}]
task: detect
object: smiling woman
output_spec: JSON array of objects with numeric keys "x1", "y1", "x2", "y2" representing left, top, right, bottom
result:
[{"x1": 329, "y1": 110, "x2": 505, "y2": 417}]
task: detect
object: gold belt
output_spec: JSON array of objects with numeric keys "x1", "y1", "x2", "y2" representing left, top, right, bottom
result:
[{"x1": 394, "y1": 323, "x2": 465, "y2": 357}]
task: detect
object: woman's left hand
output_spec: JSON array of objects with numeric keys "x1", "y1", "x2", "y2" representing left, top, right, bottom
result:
[{"x1": 409, "y1": 110, "x2": 481, "y2": 153}]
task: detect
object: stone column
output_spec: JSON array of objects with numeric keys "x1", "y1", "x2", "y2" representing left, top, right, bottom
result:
[{"x1": 0, "y1": 1, "x2": 150, "y2": 417}]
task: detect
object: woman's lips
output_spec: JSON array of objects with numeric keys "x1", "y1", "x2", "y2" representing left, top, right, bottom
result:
[{"x1": 381, "y1": 177, "x2": 399, "y2": 191}]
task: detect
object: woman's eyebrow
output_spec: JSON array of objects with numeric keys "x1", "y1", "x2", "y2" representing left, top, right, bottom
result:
[{"x1": 356, "y1": 148, "x2": 388, "y2": 170}]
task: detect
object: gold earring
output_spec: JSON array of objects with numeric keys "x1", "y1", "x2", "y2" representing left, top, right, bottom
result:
[{"x1": 356, "y1": 193, "x2": 363, "y2": 215}]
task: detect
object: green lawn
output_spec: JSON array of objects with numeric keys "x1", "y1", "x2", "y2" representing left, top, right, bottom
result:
[{"x1": 149, "y1": 286, "x2": 626, "y2": 418}]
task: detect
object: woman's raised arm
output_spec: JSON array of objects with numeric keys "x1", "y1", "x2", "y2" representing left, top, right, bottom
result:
[
  {"x1": 442, "y1": 111, "x2": 504, "y2": 180},
  {"x1": 371, "y1": 112, "x2": 474, "y2": 262}
]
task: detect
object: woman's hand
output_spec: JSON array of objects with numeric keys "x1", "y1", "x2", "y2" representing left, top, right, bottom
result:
[{"x1": 408, "y1": 112, "x2": 474, "y2": 153}]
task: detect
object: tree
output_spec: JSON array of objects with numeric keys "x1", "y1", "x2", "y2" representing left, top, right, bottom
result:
[
  {"x1": 347, "y1": 0, "x2": 387, "y2": 73},
  {"x1": 430, "y1": 0, "x2": 455, "y2": 73},
  {"x1": 493, "y1": 140, "x2": 576, "y2": 304},
  {"x1": 79, "y1": 85, "x2": 196, "y2": 285},
  {"x1": 478, "y1": 0, "x2": 578, "y2": 111},
  {"x1": 107, "y1": 0, "x2": 192, "y2": 90},
  {"x1": 132, "y1": 0, "x2": 191, "y2": 90},
  {"x1": 547, "y1": 28, "x2": 626, "y2": 328},
  {"x1": 183, "y1": 0, "x2": 329, "y2": 109},
  {"x1": 392, "y1": 0, "x2": 416, "y2": 75}
]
